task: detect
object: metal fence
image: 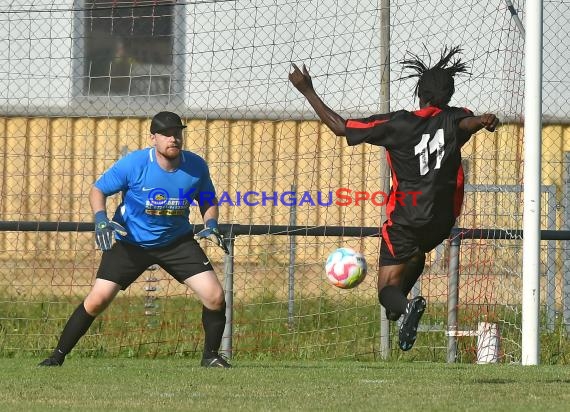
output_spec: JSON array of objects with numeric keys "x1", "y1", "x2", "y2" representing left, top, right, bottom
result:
[{"x1": 0, "y1": 1, "x2": 569, "y2": 363}]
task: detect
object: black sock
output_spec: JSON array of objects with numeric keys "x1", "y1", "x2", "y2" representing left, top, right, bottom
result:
[
  {"x1": 50, "y1": 302, "x2": 95, "y2": 364},
  {"x1": 400, "y1": 253, "x2": 426, "y2": 295},
  {"x1": 378, "y1": 285, "x2": 408, "y2": 316},
  {"x1": 201, "y1": 304, "x2": 226, "y2": 359}
]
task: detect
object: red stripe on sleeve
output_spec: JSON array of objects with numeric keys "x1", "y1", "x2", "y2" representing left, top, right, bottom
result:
[{"x1": 346, "y1": 119, "x2": 388, "y2": 129}]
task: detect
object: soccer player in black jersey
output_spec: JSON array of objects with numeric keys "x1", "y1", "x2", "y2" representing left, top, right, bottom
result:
[{"x1": 289, "y1": 47, "x2": 499, "y2": 351}]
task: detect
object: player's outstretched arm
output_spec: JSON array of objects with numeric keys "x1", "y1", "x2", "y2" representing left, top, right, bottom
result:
[
  {"x1": 459, "y1": 113, "x2": 500, "y2": 134},
  {"x1": 289, "y1": 63, "x2": 347, "y2": 136}
]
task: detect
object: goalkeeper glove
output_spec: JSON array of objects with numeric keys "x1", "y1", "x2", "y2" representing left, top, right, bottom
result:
[
  {"x1": 195, "y1": 219, "x2": 230, "y2": 255},
  {"x1": 94, "y1": 211, "x2": 127, "y2": 251}
]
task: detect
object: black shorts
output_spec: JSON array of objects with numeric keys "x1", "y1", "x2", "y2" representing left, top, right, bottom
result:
[
  {"x1": 96, "y1": 234, "x2": 214, "y2": 290},
  {"x1": 380, "y1": 217, "x2": 455, "y2": 266}
]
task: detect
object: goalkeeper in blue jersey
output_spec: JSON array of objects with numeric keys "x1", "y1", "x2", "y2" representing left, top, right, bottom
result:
[
  {"x1": 290, "y1": 47, "x2": 499, "y2": 351},
  {"x1": 39, "y1": 111, "x2": 231, "y2": 368}
]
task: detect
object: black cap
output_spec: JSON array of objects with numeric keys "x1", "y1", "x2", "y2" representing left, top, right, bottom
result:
[{"x1": 150, "y1": 111, "x2": 187, "y2": 134}]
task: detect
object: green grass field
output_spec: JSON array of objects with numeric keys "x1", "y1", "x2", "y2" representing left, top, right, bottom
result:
[
  {"x1": 2, "y1": 294, "x2": 570, "y2": 364},
  {"x1": 1, "y1": 358, "x2": 569, "y2": 411}
]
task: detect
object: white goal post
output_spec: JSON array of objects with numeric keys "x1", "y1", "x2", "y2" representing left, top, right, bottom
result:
[{"x1": 522, "y1": 0, "x2": 543, "y2": 366}]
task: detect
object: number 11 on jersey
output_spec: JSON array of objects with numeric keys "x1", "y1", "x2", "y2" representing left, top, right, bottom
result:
[{"x1": 414, "y1": 128, "x2": 445, "y2": 175}]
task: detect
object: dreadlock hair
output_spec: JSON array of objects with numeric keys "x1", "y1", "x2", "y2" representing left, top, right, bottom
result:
[{"x1": 400, "y1": 46, "x2": 470, "y2": 108}]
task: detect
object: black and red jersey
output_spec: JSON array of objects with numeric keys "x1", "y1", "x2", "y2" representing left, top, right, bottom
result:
[{"x1": 345, "y1": 106, "x2": 474, "y2": 226}]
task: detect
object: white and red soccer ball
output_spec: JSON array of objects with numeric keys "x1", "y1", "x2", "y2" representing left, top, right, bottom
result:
[{"x1": 325, "y1": 247, "x2": 367, "y2": 289}]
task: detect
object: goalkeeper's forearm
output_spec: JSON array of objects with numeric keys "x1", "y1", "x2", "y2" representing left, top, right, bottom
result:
[
  {"x1": 89, "y1": 186, "x2": 108, "y2": 215},
  {"x1": 200, "y1": 201, "x2": 220, "y2": 227}
]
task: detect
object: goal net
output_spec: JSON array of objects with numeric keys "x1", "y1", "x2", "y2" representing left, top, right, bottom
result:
[{"x1": 1, "y1": 0, "x2": 568, "y2": 363}]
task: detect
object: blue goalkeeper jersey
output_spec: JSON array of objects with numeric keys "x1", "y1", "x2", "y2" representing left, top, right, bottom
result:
[{"x1": 95, "y1": 147, "x2": 216, "y2": 248}]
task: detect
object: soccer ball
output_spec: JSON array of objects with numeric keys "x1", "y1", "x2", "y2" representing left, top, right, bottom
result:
[{"x1": 325, "y1": 247, "x2": 367, "y2": 289}]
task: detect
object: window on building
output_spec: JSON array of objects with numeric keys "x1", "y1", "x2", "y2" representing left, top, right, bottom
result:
[{"x1": 83, "y1": 0, "x2": 178, "y2": 97}]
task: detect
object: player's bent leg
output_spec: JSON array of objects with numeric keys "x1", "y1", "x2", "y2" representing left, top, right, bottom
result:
[
  {"x1": 184, "y1": 271, "x2": 231, "y2": 368},
  {"x1": 39, "y1": 279, "x2": 121, "y2": 367},
  {"x1": 184, "y1": 270, "x2": 225, "y2": 310},
  {"x1": 385, "y1": 309, "x2": 402, "y2": 322},
  {"x1": 83, "y1": 279, "x2": 122, "y2": 316},
  {"x1": 377, "y1": 256, "x2": 428, "y2": 351},
  {"x1": 383, "y1": 252, "x2": 427, "y2": 326},
  {"x1": 377, "y1": 263, "x2": 408, "y2": 320},
  {"x1": 400, "y1": 252, "x2": 426, "y2": 296}
]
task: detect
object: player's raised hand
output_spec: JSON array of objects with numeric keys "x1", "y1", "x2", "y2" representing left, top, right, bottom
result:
[
  {"x1": 480, "y1": 113, "x2": 499, "y2": 132},
  {"x1": 289, "y1": 63, "x2": 315, "y2": 95}
]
